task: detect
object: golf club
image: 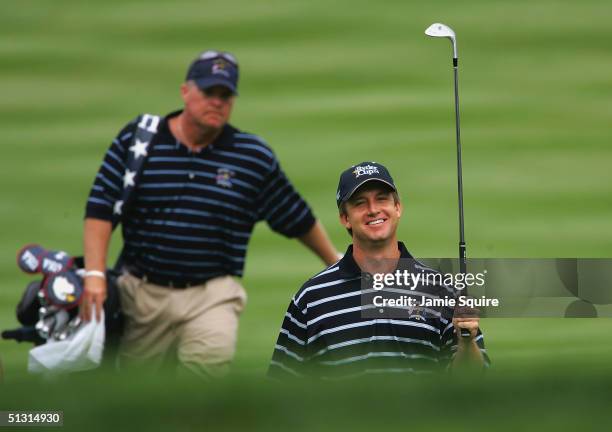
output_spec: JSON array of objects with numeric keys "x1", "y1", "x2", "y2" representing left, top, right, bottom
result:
[{"x1": 425, "y1": 22, "x2": 471, "y2": 338}]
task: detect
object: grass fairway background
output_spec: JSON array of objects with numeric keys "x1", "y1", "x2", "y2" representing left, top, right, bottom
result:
[{"x1": 1, "y1": 0, "x2": 612, "y2": 429}]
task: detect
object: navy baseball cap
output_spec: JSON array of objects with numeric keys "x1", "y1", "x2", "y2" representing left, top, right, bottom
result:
[
  {"x1": 336, "y1": 162, "x2": 397, "y2": 207},
  {"x1": 186, "y1": 50, "x2": 239, "y2": 94}
]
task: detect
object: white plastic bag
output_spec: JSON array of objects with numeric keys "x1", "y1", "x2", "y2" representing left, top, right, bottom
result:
[{"x1": 28, "y1": 307, "x2": 105, "y2": 374}]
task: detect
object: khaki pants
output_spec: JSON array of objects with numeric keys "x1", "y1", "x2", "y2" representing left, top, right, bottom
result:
[{"x1": 116, "y1": 272, "x2": 247, "y2": 378}]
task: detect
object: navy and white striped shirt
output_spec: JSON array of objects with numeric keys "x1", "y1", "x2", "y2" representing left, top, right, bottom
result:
[
  {"x1": 268, "y1": 242, "x2": 490, "y2": 380},
  {"x1": 86, "y1": 111, "x2": 316, "y2": 283}
]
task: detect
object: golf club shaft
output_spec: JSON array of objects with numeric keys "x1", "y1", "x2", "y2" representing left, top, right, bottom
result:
[
  {"x1": 453, "y1": 61, "x2": 467, "y2": 276},
  {"x1": 453, "y1": 59, "x2": 471, "y2": 338}
]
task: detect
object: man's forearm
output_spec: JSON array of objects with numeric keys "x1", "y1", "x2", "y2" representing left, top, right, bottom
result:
[
  {"x1": 298, "y1": 220, "x2": 339, "y2": 266},
  {"x1": 84, "y1": 218, "x2": 112, "y2": 271}
]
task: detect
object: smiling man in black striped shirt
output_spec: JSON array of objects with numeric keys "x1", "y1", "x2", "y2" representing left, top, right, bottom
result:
[
  {"x1": 268, "y1": 162, "x2": 489, "y2": 379},
  {"x1": 82, "y1": 50, "x2": 339, "y2": 377}
]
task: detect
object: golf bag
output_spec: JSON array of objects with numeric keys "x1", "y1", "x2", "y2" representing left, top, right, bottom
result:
[
  {"x1": 1, "y1": 113, "x2": 160, "y2": 370},
  {"x1": 1, "y1": 244, "x2": 124, "y2": 362}
]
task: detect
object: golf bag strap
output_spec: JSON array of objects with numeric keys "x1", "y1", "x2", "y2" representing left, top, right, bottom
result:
[{"x1": 112, "y1": 113, "x2": 161, "y2": 271}]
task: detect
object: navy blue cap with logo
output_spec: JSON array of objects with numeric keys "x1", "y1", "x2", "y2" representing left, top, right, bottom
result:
[
  {"x1": 186, "y1": 50, "x2": 239, "y2": 95},
  {"x1": 336, "y1": 162, "x2": 397, "y2": 207}
]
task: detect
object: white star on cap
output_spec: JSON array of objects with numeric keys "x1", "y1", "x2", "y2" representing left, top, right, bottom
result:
[
  {"x1": 113, "y1": 200, "x2": 124, "y2": 215},
  {"x1": 129, "y1": 139, "x2": 149, "y2": 159},
  {"x1": 123, "y1": 170, "x2": 136, "y2": 188}
]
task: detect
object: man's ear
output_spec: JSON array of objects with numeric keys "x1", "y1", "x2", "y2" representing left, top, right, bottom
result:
[
  {"x1": 180, "y1": 83, "x2": 189, "y2": 101},
  {"x1": 339, "y1": 212, "x2": 351, "y2": 230},
  {"x1": 395, "y1": 200, "x2": 402, "y2": 218}
]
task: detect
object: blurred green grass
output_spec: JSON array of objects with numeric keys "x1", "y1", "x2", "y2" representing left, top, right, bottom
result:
[
  {"x1": 1, "y1": 0, "x2": 612, "y2": 428},
  {"x1": 2, "y1": 370, "x2": 612, "y2": 431}
]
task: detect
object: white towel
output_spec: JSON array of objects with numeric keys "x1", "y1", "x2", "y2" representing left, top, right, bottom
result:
[{"x1": 28, "y1": 308, "x2": 105, "y2": 374}]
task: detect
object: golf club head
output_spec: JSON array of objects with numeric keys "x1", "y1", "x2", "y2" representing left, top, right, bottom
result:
[
  {"x1": 425, "y1": 23, "x2": 458, "y2": 59},
  {"x1": 50, "y1": 309, "x2": 70, "y2": 340},
  {"x1": 35, "y1": 315, "x2": 55, "y2": 339}
]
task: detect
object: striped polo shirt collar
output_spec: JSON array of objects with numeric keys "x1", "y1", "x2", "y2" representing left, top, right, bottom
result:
[
  {"x1": 162, "y1": 110, "x2": 235, "y2": 151},
  {"x1": 337, "y1": 241, "x2": 415, "y2": 278}
]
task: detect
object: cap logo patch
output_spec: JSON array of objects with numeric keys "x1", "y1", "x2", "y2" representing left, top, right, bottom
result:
[
  {"x1": 353, "y1": 165, "x2": 379, "y2": 178},
  {"x1": 212, "y1": 59, "x2": 231, "y2": 77}
]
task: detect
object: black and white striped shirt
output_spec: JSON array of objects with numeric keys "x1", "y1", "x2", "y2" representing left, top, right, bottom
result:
[
  {"x1": 268, "y1": 242, "x2": 490, "y2": 380},
  {"x1": 86, "y1": 111, "x2": 315, "y2": 283}
]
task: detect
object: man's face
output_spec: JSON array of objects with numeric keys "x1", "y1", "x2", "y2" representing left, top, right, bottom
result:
[
  {"x1": 340, "y1": 182, "x2": 402, "y2": 246},
  {"x1": 181, "y1": 83, "x2": 235, "y2": 130}
]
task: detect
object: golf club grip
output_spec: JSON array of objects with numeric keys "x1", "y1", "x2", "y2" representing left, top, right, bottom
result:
[
  {"x1": 458, "y1": 283, "x2": 471, "y2": 338},
  {"x1": 459, "y1": 298, "x2": 471, "y2": 339}
]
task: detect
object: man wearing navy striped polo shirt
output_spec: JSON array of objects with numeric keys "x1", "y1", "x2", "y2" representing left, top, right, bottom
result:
[
  {"x1": 269, "y1": 162, "x2": 489, "y2": 379},
  {"x1": 82, "y1": 50, "x2": 339, "y2": 377}
]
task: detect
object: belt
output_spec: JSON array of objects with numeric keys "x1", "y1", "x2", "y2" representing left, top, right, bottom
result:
[{"x1": 127, "y1": 267, "x2": 205, "y2": 289}]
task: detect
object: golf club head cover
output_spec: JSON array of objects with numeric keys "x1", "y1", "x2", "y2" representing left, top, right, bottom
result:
[
  {"x1": 17, "y1": 245, "x2": 74, "y2": 275},
  {"x1": 42, "y1": 271, "x2": 83, "y2": 310},
  {"x1": 40, "y1": 250, "x2": 74, "y2": 275},
  {"x1": 16, "y1": 244, "x2": 46, "y2": 274}
]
